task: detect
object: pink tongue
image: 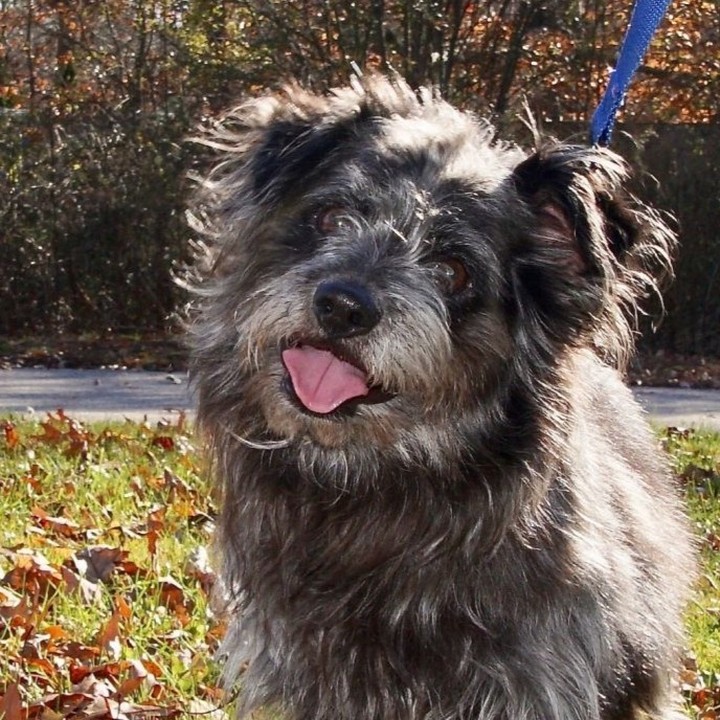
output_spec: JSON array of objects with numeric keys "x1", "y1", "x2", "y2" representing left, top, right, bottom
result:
[{"x1": 282, "y1": 346, "x2": 369, "y2": 414}]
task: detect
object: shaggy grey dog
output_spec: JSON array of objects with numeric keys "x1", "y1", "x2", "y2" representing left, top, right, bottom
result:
[{"x1": 188, "y1": 76, "x2": 693, "y2": 720}]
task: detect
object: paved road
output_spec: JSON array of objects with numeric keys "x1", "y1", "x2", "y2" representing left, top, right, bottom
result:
[
  {"x1": 0, "y1": 368, "x2": 191, "y2": 423},
  {"x1": 1, "y1": 368, "x2": 720, "y2": 430}
]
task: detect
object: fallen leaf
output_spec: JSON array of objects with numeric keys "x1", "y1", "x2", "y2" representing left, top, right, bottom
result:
[
  {"x1": 96, "y1": 612, "x2": 123, "y2": 660},
  {"x1": 61, "y1": 641, "x2": 101, "y2": 662},
  {"x1": 72, "y1": 546, "x2": 128, "y2": 584},
  {"x1": 3, "y1": 421, "x2": 20, "y2": 449},
  {"x1": 185, "y1": 546, "x2": 215, "y2": 597},
  {"x1": 0, "y1": 682, "x2": 25, "y2": 720},
  {"x1": 152, "y1": 436, "x2": 175, "y2": 451},
  {"x1": 61, "y1": 565, "x2": 102, "y2": 605},
  {"x1": 3, "y1": 550, "x2": 63, "y2": 596},
  {"x1": 28, "y1": 691, "x2": 94, "y2": 718}
]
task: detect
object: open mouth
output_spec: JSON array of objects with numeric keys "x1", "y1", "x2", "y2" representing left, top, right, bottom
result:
[{"x1": 281, "y1": 343, "x2": 391, "y2": 416}]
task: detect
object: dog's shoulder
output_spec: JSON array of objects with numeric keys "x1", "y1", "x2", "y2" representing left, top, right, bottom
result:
[{"x1": 566, "y1": 349, "x2": 658, "y2": 463}]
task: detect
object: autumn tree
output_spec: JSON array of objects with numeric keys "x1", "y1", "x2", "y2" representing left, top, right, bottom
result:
[{"x1": 0, "y1": 0, "x2": 718, "y2": 348}]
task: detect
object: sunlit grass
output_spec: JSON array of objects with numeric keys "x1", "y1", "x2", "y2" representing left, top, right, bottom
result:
[
  {"x1": 0, "y1": 413, "x2": 222, "y2": 717},
  {"x1": 662, "y1": 427, "x2": 720, "y2": 683}
]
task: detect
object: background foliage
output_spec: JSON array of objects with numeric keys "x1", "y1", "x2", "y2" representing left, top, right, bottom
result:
[{"x1": 0, "y1": 0, "x2": 718, "y2": 352}]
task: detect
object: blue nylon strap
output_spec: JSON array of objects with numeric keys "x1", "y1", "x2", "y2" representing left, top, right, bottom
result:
[{"x1": 590, "y1": 0, "x2": 673, "y2": 146}]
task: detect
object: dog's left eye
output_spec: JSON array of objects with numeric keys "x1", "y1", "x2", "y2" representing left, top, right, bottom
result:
[
  {"x1": 429, "y1": 258, "x2": 470, "y2": 294},
  {"x1": 315, "y1": 207, "x2": 351, "y2": 235}
]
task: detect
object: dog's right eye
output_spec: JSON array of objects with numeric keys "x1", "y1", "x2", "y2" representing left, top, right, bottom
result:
[
  {"x1": 315, "y1": 207, "x2": 350, "y2": 235},
  {"x1": 429, "y1": 258, "x2": 471, "y2": 295}
]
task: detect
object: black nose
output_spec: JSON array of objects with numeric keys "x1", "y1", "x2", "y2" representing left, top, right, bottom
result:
[{"x1": 313, "y1": 280, "x2": 381, "y2": 339}]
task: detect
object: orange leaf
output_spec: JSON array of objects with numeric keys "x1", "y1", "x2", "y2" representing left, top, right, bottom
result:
[
  {"x1": 96, "y1": 612, "x2": 123, "y2": 659},
  {"x1": 115, "y1": 594, "x2": 132, "y2": 621},
  {"x1": 115, "y1": 676, "x2": 145, "y2": 697},
  {"x1": 3, "y1": 422, "x2": 20, "y2": 449},
  {"x1": 26, "y1": 657, "x2": 55, "y2": 677}
]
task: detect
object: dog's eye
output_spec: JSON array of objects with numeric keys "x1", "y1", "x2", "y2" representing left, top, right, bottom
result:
[
  {"x1": 315, "y1": 207, "x2": 350, "y2": 235},
  {"x1": 429, "y1": 258, "x2": 470, "y2": 294}
]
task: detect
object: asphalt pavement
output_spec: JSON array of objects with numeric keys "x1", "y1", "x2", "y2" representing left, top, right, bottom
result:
[
  {"x1": 1, "y1": 367, "x2": 720, "y2": 430},
  {"x1": 0, "y1": 368, "x2": 191, "y2": 423}
]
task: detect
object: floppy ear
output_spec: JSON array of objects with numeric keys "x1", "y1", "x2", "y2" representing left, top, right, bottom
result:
[
  {"x1": 512, "y1": 145, "x2": 640, "y2": 275},
  {"x1": 509, "y1": 144, "x2": 675, "y2": 361},
  {"x1": 196, "y1": 87, "x2": 357, "y2": 208}
]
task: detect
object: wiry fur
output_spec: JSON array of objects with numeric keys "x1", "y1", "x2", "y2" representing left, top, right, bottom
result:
[{"x1": 187, "y1": 76, "x2": 693, "y2": 720}]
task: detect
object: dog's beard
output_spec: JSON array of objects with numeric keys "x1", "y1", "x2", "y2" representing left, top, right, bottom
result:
[{"x1": 208, "y1": 265, "x2": 514, "y2": 454}]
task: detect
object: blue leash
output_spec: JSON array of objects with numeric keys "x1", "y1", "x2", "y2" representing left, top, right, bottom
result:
[{"x1": 590, "y1": 0, "x2": 673, "y2": 146}]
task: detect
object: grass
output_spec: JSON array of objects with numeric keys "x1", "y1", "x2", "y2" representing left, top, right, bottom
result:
[
  {"x1": 0, "y1": 414, "x2": 718, "y2": 718},
  {"x1": 662, "y1": 426, "x2": 720, "y2": 702},
  {"x1": 0, "y1": 413, "x2": 223, "y2": 718}
]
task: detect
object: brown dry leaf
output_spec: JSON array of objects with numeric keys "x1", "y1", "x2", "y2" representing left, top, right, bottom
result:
[
  {"x1": 679, "y1": 666, "x2": 700, "y2": 690},
  {"x1": 3, "y1": 421, "x2": 20, "y2": 449},
  {"x1": 162, "y1": 468, "x2": 194, "y2": 498},
  {"x1": 0, "y1": 586, "x2": 34, "y2": 627},
  {"x1": 27, "y1": 691, "x2": 94, "y2": 719},
  {"x1": 115, "y1": 659, "x2": 160, "y2": 697},
  {"x1": 96, "y1": 611, "x2": 123, "y2": 660},
  {"x1": 158, "y1": 577, "x2": 193, "y2": 627},
  {"x1": 158, "y1": 577, "x2": 188, "y2": 611},
  {"x1": 145, "y1": 506, "x2": 167, "y2": 558},
  {"x1": 61, "y1": 641, "x2": 101, "y2": 662},
  {"x1": 81, "y1": 696, "x2": 180, "y2": 720},
  {"x1": 36, "y1": 514, "x2": 82, "y2": 540},
  {"x1": 25, "y1": 656, "x2": 55, "y2": 678},
  {"x1": 71, "y1": 672, "x2": 115, "y2": 701},
  {"x1": 33, "y1": 420, "x2": 64, "y2": 445},
  {"x1": 3, "y1": 550, "x2": 63, "y2": 596},
  {"x1": 61, "y1": 565, "x2": 102, "y2": 605},
  {"x1": 185, "y1": 547, "x2": 215, "y2": 597},
  {"x1": 72, "y1": 546, "x2": 128, "y2": 584},
  {"x1": 205, "y1": 620, "x2": 228, "y2": 651},
  {"x1": 68, "y1": 662, "x2": 123, "y2": 686},
  {"x1": 188, "y1": 698, "x2": 227, "y2": 719},
  {"x1": 114, "y1": 675, "x2": 145, "y2": 697},
  {"x1": 115, "y1": 559, "x2": 146, "y2": 578},
  {"x1": 0, "y1": 682, "x2": 25, "y2": 720}
]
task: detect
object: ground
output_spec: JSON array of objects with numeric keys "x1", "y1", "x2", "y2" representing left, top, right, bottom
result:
[{"x1": 2, "y1": 335, "x2": 720, "y2": 389}]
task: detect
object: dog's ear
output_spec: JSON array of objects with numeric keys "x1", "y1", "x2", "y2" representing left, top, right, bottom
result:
[
  {"x1": 512, "y1": 145, "x2": 641, "y2": 275},
  {"x1": 509, "y1": 144, "x2": 675, "y2": 362},
  {"x1": 202, "y1": 89, "x2": 359, "y2": 207}
]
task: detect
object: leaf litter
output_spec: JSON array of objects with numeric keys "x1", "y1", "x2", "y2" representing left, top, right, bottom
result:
[
  {"x1": 1, "y1": 414, "x2": 719, "y2": 718},
  {"x1": 0, "y1": 412, "x2": 225, "y2": 719}
]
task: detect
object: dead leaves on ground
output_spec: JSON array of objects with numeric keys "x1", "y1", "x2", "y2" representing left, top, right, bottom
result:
[
  {"x1": 0, "y1": 412, "x2": 224, "y2": 719},
  {"x1": 3, "y1": 415, "x2": 720, "y2": 718}
]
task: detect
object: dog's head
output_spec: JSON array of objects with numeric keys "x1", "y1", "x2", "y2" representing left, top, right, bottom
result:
[{"x1": 188, "y1": 76, "x2": 674, "y2": 457}]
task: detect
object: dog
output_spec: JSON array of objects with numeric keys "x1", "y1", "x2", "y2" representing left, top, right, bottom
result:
[{"x1": 188, "y1": 75, "x2": 694, "y2": 720}]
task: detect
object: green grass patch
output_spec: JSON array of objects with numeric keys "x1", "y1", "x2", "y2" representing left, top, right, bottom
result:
[
  {"x1": 0, "y1": 415, "x2": 718, "y2": 718},
  {"x1": 661, "y1": 426, "x2": 720, "y2": 712},
  {"x1": 0, "y1": 413, "x2": 224, "y2": 718}
]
